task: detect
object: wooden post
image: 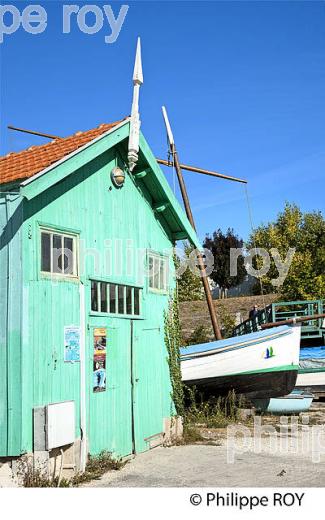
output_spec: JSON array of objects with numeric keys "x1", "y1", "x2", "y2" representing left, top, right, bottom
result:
[{"x1": 162, "y1": 107, "x2": 222, "y2": 340}]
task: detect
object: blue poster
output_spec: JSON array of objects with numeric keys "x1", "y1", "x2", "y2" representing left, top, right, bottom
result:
[{"x1": 64, "y1": 326, "x2": 81, "y2": 362}]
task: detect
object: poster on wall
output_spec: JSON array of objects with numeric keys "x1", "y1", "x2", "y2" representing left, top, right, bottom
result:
[
  {"x1": 64, "y1": 326, "x2": 81, "y2": 362},
  {"x1": 93, "y1": 328, "x2": 107, "y2": 392}
]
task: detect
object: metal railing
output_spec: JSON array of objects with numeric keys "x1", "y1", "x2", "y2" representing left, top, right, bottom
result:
[{"x1": 233, "y1": 299, "x2": 325, "y2": 340}]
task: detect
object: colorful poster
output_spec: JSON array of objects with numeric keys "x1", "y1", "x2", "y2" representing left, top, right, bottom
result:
[
  {"x1": 64, "y1": 326, "x2": 80, "y2": 362},
  {"x1": 93, "y1": 327, "x2": 107, "y2": 392}
]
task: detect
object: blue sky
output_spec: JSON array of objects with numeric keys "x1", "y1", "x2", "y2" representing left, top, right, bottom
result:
[{"x1": 1, "y1": 1, "x2": 324, "y2": 242}]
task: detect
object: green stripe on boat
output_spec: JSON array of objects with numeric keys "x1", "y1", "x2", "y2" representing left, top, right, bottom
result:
[{"x1": 234, "y1": 364, "x2": 299, "y2": 377}]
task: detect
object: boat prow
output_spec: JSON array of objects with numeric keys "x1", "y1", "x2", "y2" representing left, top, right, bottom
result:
[{"x1": 180, "y1": 325, "x2": 301, "y2": 399}]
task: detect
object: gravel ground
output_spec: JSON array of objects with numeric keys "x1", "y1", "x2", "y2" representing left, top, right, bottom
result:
[
  {"x1": 85, "y1": 443, "x2": 325, "y2": 487},
  {"x1": 84, "y1": 404, "x2": 325, "y2": 487}
]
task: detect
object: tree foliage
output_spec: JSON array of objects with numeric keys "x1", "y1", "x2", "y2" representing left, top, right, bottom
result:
[
  {"x1": 176, "y1": 243, "x2": 203, "y2": 302},
  {"x1": 248, "y1": 203, "x2": 325, "y2": 300},
  {"x1": 203, "y1": 228, "x2": 246, "y2": 297}
]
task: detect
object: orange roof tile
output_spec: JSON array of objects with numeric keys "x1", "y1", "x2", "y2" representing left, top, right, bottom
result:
[{"x1": 0, "y1": 120, "x2": 126, "y2": 186}]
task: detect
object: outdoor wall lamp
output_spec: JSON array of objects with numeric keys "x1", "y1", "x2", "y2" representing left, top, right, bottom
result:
[{"x1": 111, "y1": 166, "x2": 125, "y2": 188}]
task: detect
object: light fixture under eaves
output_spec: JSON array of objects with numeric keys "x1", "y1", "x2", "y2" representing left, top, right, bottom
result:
[{"x1": 111, "y1": 166, "x2": 125, "y2": 188}]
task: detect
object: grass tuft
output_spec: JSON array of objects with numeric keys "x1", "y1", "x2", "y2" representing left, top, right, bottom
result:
[{"x1": 17, "y1": 451, "x2": 125, "y2": 488}]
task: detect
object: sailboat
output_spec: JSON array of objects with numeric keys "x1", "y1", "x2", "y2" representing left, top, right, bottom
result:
[
  {"x1": 180, "y1": 325, "x2": 301, "y2": 398},
  {"x1": 159, "y1": 109, "x2": 321, "y2": 400}
]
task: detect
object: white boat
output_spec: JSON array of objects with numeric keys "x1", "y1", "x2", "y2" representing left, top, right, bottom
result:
[
  {"x1": 180, "y1": 325, "x2": 301, "y2": 399},
  {"x1": 295, "y1": 346, "x2": 325, "y2": 397},
  {"x1": 296, "y1": 370, "x2": 325, "y2": 395},
  {"x1": 252, "y1": 390, "x2": 314, "y2": 414}
]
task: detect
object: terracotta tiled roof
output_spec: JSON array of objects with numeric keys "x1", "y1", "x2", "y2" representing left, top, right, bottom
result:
[{"x1": 0, "y1": 120, "x2": 126, "y2": 186}]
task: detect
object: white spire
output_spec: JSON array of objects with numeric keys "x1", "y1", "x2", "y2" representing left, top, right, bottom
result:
[
  {"x1": 133, "y1": 37, "x2": 143, "y2": 85},
  {"x1": 162, "y1": 106, "x2": 174, "y2": 146},
  {"x1": 128, "y1": 37, "x2": 143, "y2": 172}
]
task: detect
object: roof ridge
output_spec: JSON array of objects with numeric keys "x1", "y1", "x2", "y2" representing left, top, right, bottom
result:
[
  {"x1": 0, "y1": 120, "x2": 124, "y2": 162},
  {"x1": 0, "y1": 119, "x2": 127, "y2": 185}
]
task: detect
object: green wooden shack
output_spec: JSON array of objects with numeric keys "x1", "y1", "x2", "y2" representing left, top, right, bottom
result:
[
  {"x1": 0, "y1": 42, "x2": 200, "y2": 475},
  {"x1": 0, "y1": 117, "x2": 199, "y2": 472}
]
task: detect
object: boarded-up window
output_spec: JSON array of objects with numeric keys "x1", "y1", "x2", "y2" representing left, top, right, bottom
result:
[{"x1": 90, "y1": 281, "x2": 141, "y2": 317}]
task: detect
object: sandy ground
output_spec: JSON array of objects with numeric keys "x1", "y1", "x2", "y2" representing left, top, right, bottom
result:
[{"x1": 86, "y1": 405, "x2": 325, "y2": 487}]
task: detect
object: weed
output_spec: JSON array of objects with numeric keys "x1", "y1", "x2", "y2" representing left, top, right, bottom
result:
[
  {"x1": 72, "y1": 451, "x2": 126, "y2": 485},
  {"x1": 17, "y1": 451, "x2": 125, "y2": 488},
  {"x1": 183, "y1": 424, "x2": 204, "y2": 443},
  {"x1": 184, "y1": 387, "x2": 245, "y2": 429}
]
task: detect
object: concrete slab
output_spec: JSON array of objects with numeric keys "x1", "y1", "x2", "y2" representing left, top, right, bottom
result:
[{"x1": 0, "y1": 462, "x2": 18, "y2": 488}]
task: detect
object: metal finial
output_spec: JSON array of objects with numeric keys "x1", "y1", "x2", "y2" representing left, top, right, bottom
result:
[
  {"x1": 128, "y1": 37, "x2": 143, "y2": 172},
  {"x1": 133, "y1": 37, "x2": 143, "y2": 85}
]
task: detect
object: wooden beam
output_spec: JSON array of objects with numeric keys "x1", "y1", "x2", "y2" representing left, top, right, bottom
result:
[
  {"x1": 134, "y1": 168, "x2": 150, "y2": 179},
  {"x1": 8, "y1": 126, "x2": 246, "y2": 184},
  {"x1": 8, "y1": 125, "x2": 60, "y2": 140},
  {"x1": 153, "y1": 202, "x2": 169, "y2": 213},
  {"x1": 157, "y1": 158, "x2": 247, "y2": 184}
]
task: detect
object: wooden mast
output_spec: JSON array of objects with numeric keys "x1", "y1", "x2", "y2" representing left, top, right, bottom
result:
[{"x1": 162, "y1": 106, "x2": 222, "y2": 341}]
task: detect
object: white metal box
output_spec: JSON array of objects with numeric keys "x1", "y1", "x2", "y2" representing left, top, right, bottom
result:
[{"x1": 46, "y1": 401, "x2": 75, "y2": 450}]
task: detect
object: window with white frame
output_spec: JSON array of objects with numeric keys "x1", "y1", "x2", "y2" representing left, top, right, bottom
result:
[
  {"x1": 148, "y1": 252, "x2": 168, "y2": 292},
  {"x1": 91, "y1": 281, "x2": 141, "y2": 316},
  {"x1": 41, "y1": 229, "x2": 78, "y2": 276}
]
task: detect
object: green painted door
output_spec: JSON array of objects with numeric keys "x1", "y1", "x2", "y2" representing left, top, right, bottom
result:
[
  {"x1": 132, "y1": 322, "x2": 166, "y2": 453},
  {"x1": 88, "y1": 318, "x2": 133, "y2": 457},
  {"x1": 87, "y1": 317, "x2": 169, "y2": 457}
]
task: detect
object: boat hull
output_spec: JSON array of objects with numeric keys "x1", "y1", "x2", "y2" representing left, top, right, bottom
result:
[
  {"x1": 181, "y1": 326, "x2": 301, "y2": 399},
  {"x1": 295, "y1": 369, "x2": 325, "y2": 394},
  {"x1": 252, "y1": 391, "x2": 314, "y2": 414},
  {"x1": 184, "y1": 368, "x2": 298, "y2": 399}
]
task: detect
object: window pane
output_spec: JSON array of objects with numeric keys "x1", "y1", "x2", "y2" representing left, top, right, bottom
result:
[
  {"x1": 159, "y1": 259, "x2": 165, "y2": 291},
  {"x1": 148, "y1": 256, "x2": 154, "y2": 288},
  {"x1": 154, "y1": 258, "x2": 159, "y2": 289},
  {"x1": 63, "y1": 236, "x2": 74, "y2": 274},
  {"x1": 53, "y1": 234, "x2": 63, "y2": 273},
  {"x1": 41, "y1": 232, "x2": 51, "y2": 272},
  {"x1": 134, "y1": 288, "x2": 140, "y2": 315},
  {"x1": 126, "y1": 286, "x2": 132, "y2": 314},
  {"x1": 109, "y1": 284, "x2": 116, "y2": 313},
  {"x1": 91, "y1": 281, "x2": 98, "y2": 311},
  {"x1": 118, "y1": 285, "x2": 124, "y2": 314},
  {"x1": 101, "y1": 282, "x2": 108, "y2": 313}
]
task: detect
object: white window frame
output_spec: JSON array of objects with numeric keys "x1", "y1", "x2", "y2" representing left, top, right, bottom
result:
[
  {"x1": 40, "y1": 228, "x2": 78, "y2": 278},
  {"x1": 148, "y1": 252, "x2": 169, "y2": 293}
]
